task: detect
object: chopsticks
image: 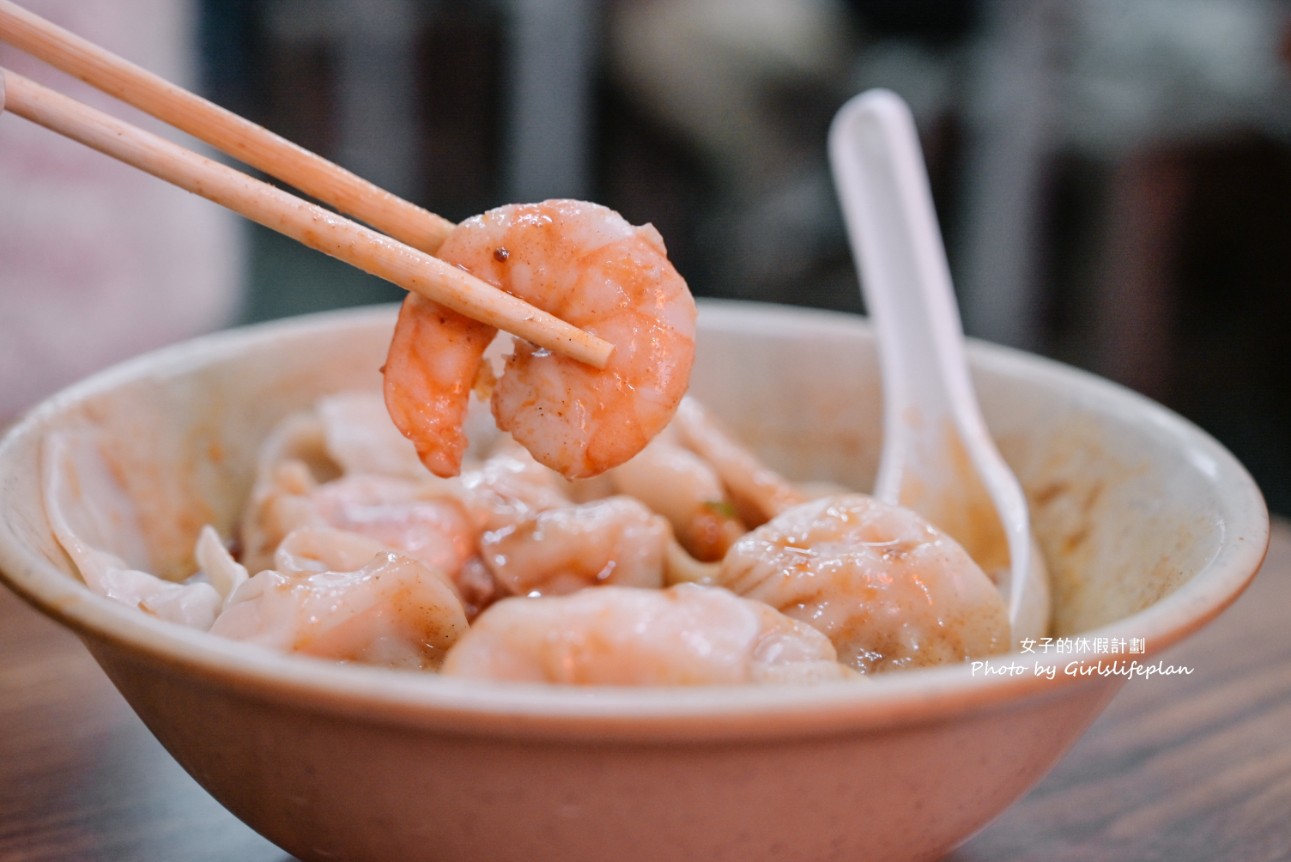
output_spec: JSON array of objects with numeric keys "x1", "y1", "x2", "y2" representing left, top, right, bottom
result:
[{"x1": 0, "y1": 2, "x2": 614, "y2": 369}]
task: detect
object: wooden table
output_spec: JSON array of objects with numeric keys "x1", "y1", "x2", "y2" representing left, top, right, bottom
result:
[{"x1": 2, "y1": 522, "x2": 1288, "y2": 862}]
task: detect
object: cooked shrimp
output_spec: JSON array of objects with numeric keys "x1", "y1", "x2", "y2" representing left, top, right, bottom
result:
[
  {"x1": 716, "y1": 494, "x2": 1009, "y2": 674},
  {"x1": 211, "y1": 526, "x2": 469, "y2": 669},
  {"x1": 383, "y1": 199, "x2": 697, "y2": 481},
  {"x1": 441, "y1": 583, "x2": 858, "y2": 685},
  {"x1": 479, "y1": 496, "x2": 669, "y2": 597}
]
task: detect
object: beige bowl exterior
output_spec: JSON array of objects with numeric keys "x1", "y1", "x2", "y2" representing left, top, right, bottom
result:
[{"x1": 0, "y1": 301, "x2": 1269, "y2": 862}]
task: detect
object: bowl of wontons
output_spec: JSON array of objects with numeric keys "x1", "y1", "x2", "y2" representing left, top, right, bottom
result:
[{"x1": 0, "y1": 299, "x2": 1268, "y2": 862}]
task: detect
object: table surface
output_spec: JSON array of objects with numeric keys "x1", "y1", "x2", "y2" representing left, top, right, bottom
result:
[{"x1": 2, "y1": 521, "x2": 1288, "y2": 862}]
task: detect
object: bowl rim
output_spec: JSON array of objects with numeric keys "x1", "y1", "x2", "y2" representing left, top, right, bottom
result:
[{"x1": 0, "y1": 301, "x2": 1270, "y2": 742}]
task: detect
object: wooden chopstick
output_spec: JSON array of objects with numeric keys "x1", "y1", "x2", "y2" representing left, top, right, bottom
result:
[
  {"x1": 0, "y1": 0, "x2": 454, "y2": 255},
  {"x1": 0, "y1": 68, "x2": 615, "y2": 369}
]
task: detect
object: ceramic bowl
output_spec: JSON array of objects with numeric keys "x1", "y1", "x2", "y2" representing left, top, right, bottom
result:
[{"x1": 0, "y1": 300, "x2": 1268, "y2": 862}]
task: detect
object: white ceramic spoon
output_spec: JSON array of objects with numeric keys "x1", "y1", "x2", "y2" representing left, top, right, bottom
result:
[{"x1": 828, "y1": 89, "x2": 1049, "y2": 641}]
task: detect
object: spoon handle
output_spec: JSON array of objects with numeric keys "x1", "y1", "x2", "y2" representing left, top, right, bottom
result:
[
  {"x1": 828, "y1": 89, "x2": 979, "y2": 502},
  {"x1": 829, "y1": 89, "x2": 1037, "y2": 629}
]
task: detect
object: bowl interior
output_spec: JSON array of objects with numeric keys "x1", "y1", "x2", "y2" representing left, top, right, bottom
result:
[{"x1": 0, "y1": 300, "x2": 1268, "y2": 714}]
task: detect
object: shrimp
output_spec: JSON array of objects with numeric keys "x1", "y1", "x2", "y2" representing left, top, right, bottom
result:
[
  {"x1": 440, "y1": 583, "x2": 859, "y2": 685},
  {"x1": 716, "y1": 494, "x2": 1010, "y2": 674},
  {"x1": 210, "y1": 526, "x2": 469, "y2": 670},
  {"x1": 383, "y1": 199, "x2": 697, "y2": 481}
]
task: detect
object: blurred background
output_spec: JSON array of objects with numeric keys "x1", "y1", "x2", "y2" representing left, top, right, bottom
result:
[{"x1": 4, "y1": 0, "x2": 1290, "y2": 514}]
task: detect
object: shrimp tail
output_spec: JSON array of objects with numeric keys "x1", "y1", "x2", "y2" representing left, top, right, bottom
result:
[{"x1": 382, "y1": 294, "x2": 496, "y2": 477}]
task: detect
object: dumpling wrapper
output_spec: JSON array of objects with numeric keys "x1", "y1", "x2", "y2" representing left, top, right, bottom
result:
[{"x1": 42, "y1": 429, "x2": 223, "y2": 629}]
